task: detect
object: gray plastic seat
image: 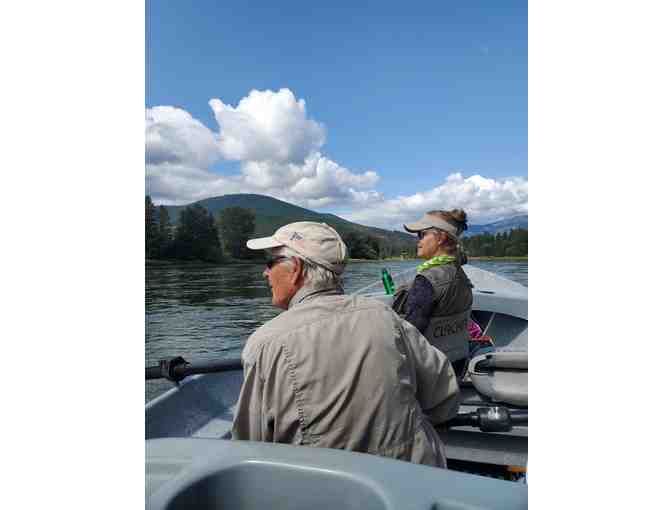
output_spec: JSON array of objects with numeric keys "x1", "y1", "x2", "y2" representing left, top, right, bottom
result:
[
  {"x1": 146, "y1": 438, "x2": 528, "y2": 510},
  {"x1": 468, "y1": 350, "x2": 528, "y2": 407}
]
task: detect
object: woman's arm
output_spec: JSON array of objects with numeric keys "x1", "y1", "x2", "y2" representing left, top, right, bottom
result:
[{"x1": 404, "y1": 275, "x2": 435, "y2": 333}]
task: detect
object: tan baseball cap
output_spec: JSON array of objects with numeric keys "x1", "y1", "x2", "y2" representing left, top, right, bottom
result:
[
  {"x1": 246, "y1": 221, "x2": 348, "y2": 274},
  {"x1": 403, "y1": 213, "x2": 463, "y2": 240}
]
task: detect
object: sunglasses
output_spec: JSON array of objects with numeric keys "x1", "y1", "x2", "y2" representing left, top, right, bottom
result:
[
  {"x1": 265, "y1": 256, "x2": 288, "y2": 270},
  {"x1": 417, "y1": 230, "x2": 434, "y2": 240}
]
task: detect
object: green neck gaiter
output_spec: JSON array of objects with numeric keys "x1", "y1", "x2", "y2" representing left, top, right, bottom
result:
[{"x1": 417, "y1": 254, "x2": 455, "y2": 273}]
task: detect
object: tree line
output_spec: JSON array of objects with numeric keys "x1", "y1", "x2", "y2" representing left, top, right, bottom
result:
[
  {"x1": 146, "y1": 196, "x2": 257, "y2": 262},
  {"x1": 461, "y1": 228, "x2": 528, "y2": 257},
  {"x1": 145, "y1": 196, "x2": 416, "y2": 263},
  {"x1": 147, "y1": 196, "x2": 526, "y2": 262}
]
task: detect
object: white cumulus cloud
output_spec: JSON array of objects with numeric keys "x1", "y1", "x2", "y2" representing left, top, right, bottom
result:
[
  {"x1": 145, "y1": 89, "x2": 528, "y2": 228},
  {"x1": 145, "y1": 106, "x2": 220, "y2": 168},
  {"x1": 341, "y1": 173, "x2": 528, "y2": 229},
  {"x1": 145, "y1": 163, "x2": 248, "y2": 205},
  {"x1": 209, "y1": 88, "x2": 326, "y2": 164},
  {"x1": 236, "y1": 153, "x2": 381, "y2": 207},
  {"x1": 146, "y1": 88, "x2": 378, "y2": 207}
]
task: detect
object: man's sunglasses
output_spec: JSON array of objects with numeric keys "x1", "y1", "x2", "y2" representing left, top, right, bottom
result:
[
  {"x1": 417, "y1": 230, "x2": 434, "y2": 240},
  {"x1": 265, "y1": 256, "x2": 289, "y2": 270}
]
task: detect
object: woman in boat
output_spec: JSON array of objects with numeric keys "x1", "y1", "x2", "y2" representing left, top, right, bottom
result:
[{"x1": 393, "y1": 209, "x2": 473, "y2": 376}]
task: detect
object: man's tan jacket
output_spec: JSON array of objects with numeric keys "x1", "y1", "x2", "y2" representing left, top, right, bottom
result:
[{"x1": 232, "y1": 284, "x2": 460, "y2": 468}]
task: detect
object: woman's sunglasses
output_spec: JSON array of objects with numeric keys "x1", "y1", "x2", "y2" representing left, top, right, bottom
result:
[
  {"x1": 417, "y1": 230, "x2": 434, "y2": 240},
  {"x1": 265, "y1": 256, "x2": 289, "y2": 270}
]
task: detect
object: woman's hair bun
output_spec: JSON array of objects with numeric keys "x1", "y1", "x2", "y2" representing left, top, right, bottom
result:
[
  {"x1": 449, "y1": 209, "x2": 467, "y2": 223},
  {"x1": 449, "y1": 209, "x2": 468, "y2": 230}
]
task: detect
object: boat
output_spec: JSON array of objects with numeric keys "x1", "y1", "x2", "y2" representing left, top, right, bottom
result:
[{"x1": 146, "y1": 264, "x2": 528, "y2": 509}]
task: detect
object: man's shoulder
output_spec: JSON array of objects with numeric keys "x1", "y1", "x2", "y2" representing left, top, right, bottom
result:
[
  {"x1": 309, "y1": 294, "x2": 401, "y2": 336},
  {"x1": 242, "y1": 313, "x2": 291, "y2": 364},
  {"x1": 242, "y1": 294, "x2": 395, "y2": 362},
  {"x1": 305, "y1": 293, "x2": 393, "y2": 318},
  {"x1": 282, "y1": 294, "x2": 391, "y2": 329},
  {"x1": 346, "y1": 294, "x2": 393, "y2": 313}
]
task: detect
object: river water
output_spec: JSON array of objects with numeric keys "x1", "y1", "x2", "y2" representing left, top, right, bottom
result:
[{"x1": 146, "y1": 259, "x2": 527, "y2": 402}]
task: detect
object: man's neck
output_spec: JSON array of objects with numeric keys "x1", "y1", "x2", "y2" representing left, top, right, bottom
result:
[{"x1": 288, "y1": 282, "x2": 344, "y2": 309}]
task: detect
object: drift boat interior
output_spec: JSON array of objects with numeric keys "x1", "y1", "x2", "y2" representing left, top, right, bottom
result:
[{"x1": 146, "y1": 265, "x2": 528, "y2": 509}]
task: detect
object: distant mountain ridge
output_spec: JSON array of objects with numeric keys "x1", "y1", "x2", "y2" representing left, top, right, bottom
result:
[
  {"x1": 160, "y1": 194, "x2": 417, "y2": 255},
  {"x1": 464, "y1": 215, "x2": 528, "y2": 237},
  {"x1": 159, "y1": 193, "x2": 527, "y2": 244}
]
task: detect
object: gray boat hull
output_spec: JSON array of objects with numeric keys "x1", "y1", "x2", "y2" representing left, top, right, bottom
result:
[{"x1": 147, "y1": 438, "x2": 527, "y2": 509}]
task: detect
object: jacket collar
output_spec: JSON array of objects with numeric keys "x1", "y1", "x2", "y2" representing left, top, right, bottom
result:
[{"x1": 288, "y1": 282, "x2": 344, "y2": 309}]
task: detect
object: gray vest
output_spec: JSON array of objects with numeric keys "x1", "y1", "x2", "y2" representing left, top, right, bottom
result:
[{"x1": 393, "y1": 264, "x2": 473, "y2": 362}]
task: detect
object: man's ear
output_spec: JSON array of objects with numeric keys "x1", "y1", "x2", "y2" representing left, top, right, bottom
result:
[{"x1": 290, "y1": 257, "x2": 304, "y2": 286}]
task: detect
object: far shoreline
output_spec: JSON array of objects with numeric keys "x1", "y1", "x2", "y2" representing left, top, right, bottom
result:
[
  {"x1": 348, "y1": 256, "x2": 527, "y2": 263},
  {"x1": 147, "y1": 256, "x2": 528, "y2": 266}
]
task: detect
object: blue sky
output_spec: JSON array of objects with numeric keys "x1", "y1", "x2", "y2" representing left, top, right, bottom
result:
[{"x1": 146, "y1": 1, "x2": 528, "y2": 228}]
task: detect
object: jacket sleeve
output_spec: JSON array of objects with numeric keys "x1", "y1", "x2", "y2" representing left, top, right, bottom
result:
[
  {"x1": 404, "y1": 275, "x2": 435, "y2": 333},
  {"x1": 231, "y1": 356, "x2": 267, "y2": 441},
  {"x1": 232, "y1": 340, "x2": 302, "y2": 443},
  {"x1": 399, "y1": 319, "x2": 461, "y2": 425}
]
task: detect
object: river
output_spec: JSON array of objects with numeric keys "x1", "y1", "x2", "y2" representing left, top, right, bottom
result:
[{"x1": 146, "y1": 259, "x2": 527, "y2": 402}]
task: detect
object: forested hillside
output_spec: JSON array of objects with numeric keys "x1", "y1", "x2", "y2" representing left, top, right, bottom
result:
[
  {"x1": 145, "y1": 196, "x2": 416, "y2": 261},
  {"x1": 146, "y1": 194, "x2": 528, "y2": 263},
  {"x1": 462, "y1": 228, "x2": 528, "y2": 257}
]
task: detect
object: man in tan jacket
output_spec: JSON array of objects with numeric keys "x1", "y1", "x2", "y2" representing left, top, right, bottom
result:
[{"x1": 232, "y1": 221, "x2": 460, "y2": 468}]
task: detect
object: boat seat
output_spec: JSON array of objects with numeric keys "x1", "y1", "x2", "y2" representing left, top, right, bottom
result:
[
  {"x1": 467, "y1": 350, "x2": 528, "y2": 407},
  {"x1": 146, "y1": 439, "x2": 528, "y2": 509}
]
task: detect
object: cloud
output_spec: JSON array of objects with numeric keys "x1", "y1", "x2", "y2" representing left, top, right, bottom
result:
[
  {"x1": 146, "y1": 88, "x2": 379, "y2": 207},
  {"x1": 341, "y1": 173, "x2": 528, "y2": 229},
  {"x1": 145, "y1": 89, "x2": 528, "y2": 228},
  {"x1": 209, "y1": 88, "x2": 325, "y2": 164},
  {"x1": 238, "y1": 152, "x2": 379, "y2": 200},
  {"x1": 145, "y1": 163, "x2": 247, "y2": 205},
  {"x1": 145, "y1": 106, "x2": 220, "y2": 168},
  {"x1": 205, "y1": 153, "x2": 380, "y2": 209}
]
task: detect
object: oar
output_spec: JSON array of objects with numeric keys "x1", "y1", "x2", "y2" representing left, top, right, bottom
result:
[
  {"x1": 441, "y1": 407, "x2": 527, "y2": 432},
  {"x1": 146, "y1": 357, "x2": 528, "y2": 432},
  {"x1": 146, "y1": 356, "x2": 243, "y2": 384}
]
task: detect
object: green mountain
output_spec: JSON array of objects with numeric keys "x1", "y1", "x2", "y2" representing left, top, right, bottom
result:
[
  {"x1": 161, "y1": 194, "x2": 417, "y2": 256},
  {"x1": 158, "y1": 193, "x2": 528, "y2": 258}
]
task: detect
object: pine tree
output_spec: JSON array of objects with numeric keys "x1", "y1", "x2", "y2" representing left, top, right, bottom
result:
[
  {"x1": 462, "y1": 229, "x2": 527, "y2": 257},
  {"x1": 157, "y1": 205, "x2": 172, "y2": 258},
  {"x1": 145, "y1": 196, "x2": 159, "y2": 259},
  {"x1": 175, "y1": 204, "x2": 223, "y2": 262},
  {"x1": 217, "y1": 207, "x2": 256, "y2": 259},
  {"x1": 341, "y1": 231, "x2": 379, "y2": 259}
]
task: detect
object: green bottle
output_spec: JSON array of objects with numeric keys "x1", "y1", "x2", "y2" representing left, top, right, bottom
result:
[{"x1": 381, "y1": 268, "x2": 395, "y2": 295}]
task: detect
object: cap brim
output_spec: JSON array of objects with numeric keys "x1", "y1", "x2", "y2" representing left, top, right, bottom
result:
[
  {"x1": 403, "y1": 221, "x2": 430, "y2": 233},
  {"x1": 246, "y1": 236, "x2": 284, "y2": 250}
]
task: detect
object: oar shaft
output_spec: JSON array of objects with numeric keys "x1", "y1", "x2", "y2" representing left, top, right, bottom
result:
[
  {"x1": 508, "y1": 410, "x2": 528, "y2": 425},
  {"x1": 145, "y1": 365, "x2": 163, "y2": 380},
  {"x1": 441, "y1": 407, "x2": 528, "y2": 432},
  {"x1": 145, "y1": 357, "x2": 243, "y2": 381},
  {"x1": 185, "y1": 358, "x2": 244, "y2": 375}
]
